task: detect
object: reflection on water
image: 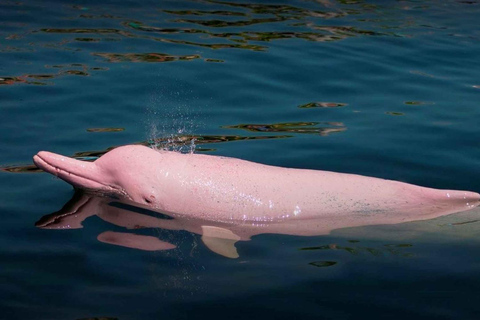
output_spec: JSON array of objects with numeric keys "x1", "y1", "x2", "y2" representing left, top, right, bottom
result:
[
  {"x1": 404, "y1": 101, "x2": 435, "y2": 106},
  {"x1": 175, "y1": 17, "x2": 289, "y2": 28},
  {"x1": 163, "y1": 10, "x2": 248, "y2": 17},
  {"x1": 189, "y1": 1, "x2": 343, "y2": 17},
  {"x1": 93, "y1": 52, "x2": 201, "y2": 63},
  {"x1": 35, "y1": 190, "x2": 477, "y2": 261},
  {"x1": 440, "y1": 219, "x2": 480, "y2": 226},
  {"x1": 0, "y1": 64, "x2": 103, "y2": 86},
  {"x1": 223, "y1": 121, "x2": 346, "y2": 135},
  {"x1": 34, "y1": 192, "x2": 243, "y2": 257},
  {"x1": 0, "y1": 77, "x2": 27, "y2": 86},
  {"x1": 306, "y1": 242, "x2": 415, "y2": 267},
  {"x1": 309, "y1": 261, "x2": 337, "y2": 267},
  {"x1": 29, "y1": 191, "x2": 418, "y2": 259},
  {"x1": 298, "y1": 102, "x2": 348, "y2": 108},
  {"x1": 86, "y1": 127, "x2": 125, "y2": 133},
  {"x1": 386, "y1": 111, "x2": 404, "y2": 116},
  {"x1": 409, "y1": 70, "x2": 444, "y2": 79},
  {"x1": 74, "y1": 37, "x2": 101, "y2": 42},
  {"x1": 125, "y1": 20, "x2": 387, "y2": 48},
  {"x1": 0, "y1": 0, "x2": 408, "y2": 85},
  {"x1": 39, "y1": 9, "x2": 383, "y2": 51},
  {"x1": 75, "y1": 317, "x2": 117, "y2": 320},
  {"x1": 301, "y1": 242, "x2": 414, "y2": 258},
  {"x1": 1, "y1": 164, "x2": 39, "y2": 173},
  {"x1": 41, "y1": 28, "x2": 134, "y2": 37},
  {"x1": 205, "y1": 58, "x2": 224, "y2": 63}
]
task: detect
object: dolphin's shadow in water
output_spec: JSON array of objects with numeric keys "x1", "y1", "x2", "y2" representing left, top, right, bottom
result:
[{"x1": 36, "y1": 191, "x2": 480, "y2": 259}]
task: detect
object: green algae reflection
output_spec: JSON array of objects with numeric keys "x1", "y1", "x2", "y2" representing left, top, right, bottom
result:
[
  {"x1": 309, "y1": 261, "x2": 337, "y2": 268},
  {"x1": 404, "y1": 101, "x2": 434, "y2": 106},
  {"x1": 301, "y1": 242, "x2": 414, "y2": 258},
  {"x1": 0, "y1": 65, "x2": 96, "y2": 86},
  {"x1": 223, "y1": 122, "x2": 346, "y2": 136},
  {"x1": 41, "y1": 28, "x2": 133, "y2": 37},
  {"x1": 194, "y1": 1, "x2": 345, "y2": 19},
  {"x1": 175, "y1": 17, "x2": 288, "y2": 28},
  {"x1": 33, "y1": 1, "x2": 398, "y2": 72},
  {"x1": 125, "y1": 20, "x2": 387, "y2": 50},
  {"x1": 93, "y1": 52, "x2": 200, "y2": 63},
  {"x1": 298, "y1": 102, "x2": 348, "y2": 108},
  {"x1": 87, "y1": 128, "x2": 125, "y2": 133},
  {"x1": 386, "y1": 111, "x2": 404, "y2": 116},
  {"x1": 163, "y1": 10, "x2": 247, "y2": 17}
]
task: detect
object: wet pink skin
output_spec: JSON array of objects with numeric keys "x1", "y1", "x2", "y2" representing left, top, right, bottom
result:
[
  {"x1": 33, "y1": 145, "x2": 480, "y2": 224},
  {"x1": 36, "y1": 192, "x2": 480, "y2": 257}
]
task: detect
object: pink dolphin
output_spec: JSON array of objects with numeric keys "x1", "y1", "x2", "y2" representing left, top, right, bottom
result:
[
  {"x1": 36, "y1": 191, "x2": 480, "y2": 259},
  {"x1": 33, "y1": 145, "x2": 480, "y2": 225}
]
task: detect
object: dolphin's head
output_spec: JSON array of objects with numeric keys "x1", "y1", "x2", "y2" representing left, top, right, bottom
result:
[{"x1": 33, "y1": 145, "x2": 164, "y2": 207}]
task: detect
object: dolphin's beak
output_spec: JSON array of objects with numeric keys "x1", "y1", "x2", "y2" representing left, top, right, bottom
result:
[{"x1": 33, "y1": 151, "x2": 115, "y2": 193}]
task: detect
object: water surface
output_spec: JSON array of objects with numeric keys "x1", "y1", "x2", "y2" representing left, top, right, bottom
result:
[{"x1": 2, "y1": 0, "x2": 480, "y2": 319}]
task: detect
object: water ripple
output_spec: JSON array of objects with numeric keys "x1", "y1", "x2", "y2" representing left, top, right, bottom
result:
[
  {"x1": 93, "y1": 52, "x2": 201, "y2": 63},
  {"x1": 223, "y1": 122, "x2": 346, "y2": 135}
]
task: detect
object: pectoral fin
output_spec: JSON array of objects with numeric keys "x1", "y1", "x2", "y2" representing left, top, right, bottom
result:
[{"x1": 201, "y1": 226, "x2": 241, "y2": 259}]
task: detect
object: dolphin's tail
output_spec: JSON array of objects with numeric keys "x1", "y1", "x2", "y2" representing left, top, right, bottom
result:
[
  {"x1": 412, "y1": 186, "x2": 480, "y2": 219},
  {"x1": 421, "y1": 187, "x2": 480, "y2": 207}
]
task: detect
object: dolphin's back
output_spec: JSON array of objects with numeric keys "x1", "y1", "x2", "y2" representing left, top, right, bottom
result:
[{"x1": 159, "y1": 152, "x2": 480, "y2": 222}]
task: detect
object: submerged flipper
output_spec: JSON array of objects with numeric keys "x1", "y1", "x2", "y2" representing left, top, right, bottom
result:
[{"x1": 201, "y1": 226, "x2": 241, "y2": 259}]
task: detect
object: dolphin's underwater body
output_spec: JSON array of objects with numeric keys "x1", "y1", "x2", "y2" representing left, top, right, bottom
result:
[{"x1": 33, "y1": 145, "x2": 480, "y2": 227}]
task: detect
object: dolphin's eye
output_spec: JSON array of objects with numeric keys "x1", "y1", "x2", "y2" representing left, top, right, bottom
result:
[{"x1": 144, "y1": 197, "x2": 152, "y2": 204}]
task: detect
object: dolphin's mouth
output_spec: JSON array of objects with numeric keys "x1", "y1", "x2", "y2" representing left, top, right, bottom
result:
[{"x1": 33, "y1": 152, "x2": 129, "y2": 199}]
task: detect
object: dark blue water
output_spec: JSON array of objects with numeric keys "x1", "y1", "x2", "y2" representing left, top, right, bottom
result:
[{"x1": 2, "y1": 0, "x2": 480, "y2": 319}]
